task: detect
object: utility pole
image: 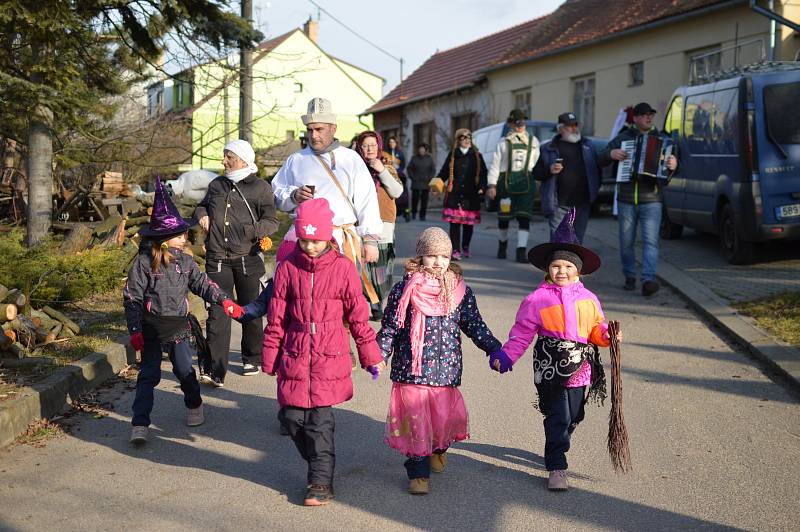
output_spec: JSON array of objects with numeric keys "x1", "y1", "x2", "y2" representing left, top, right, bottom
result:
[{"x1": 239, "y1": 0, "x2": 253, "y2": 143}]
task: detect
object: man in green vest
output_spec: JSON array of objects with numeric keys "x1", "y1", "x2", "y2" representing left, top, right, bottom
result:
[{"x1": 487, "y1": 109, "x2": 541, "y2": 262}]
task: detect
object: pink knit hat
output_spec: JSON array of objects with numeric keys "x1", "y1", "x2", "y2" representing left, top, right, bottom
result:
[{"x1": 295, "y1": 197, "x2": 334, "y2": 241}]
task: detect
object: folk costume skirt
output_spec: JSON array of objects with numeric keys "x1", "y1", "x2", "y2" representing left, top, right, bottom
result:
[
  {"x1": 442, "y1": 206, "x2": 481, "y2": 226},
  {"x1": 385, "y1": 382, "x2": 469, "y2": 457},
  {"x1": 365, "y1": 242, "x2": 395, "y2": 303}
]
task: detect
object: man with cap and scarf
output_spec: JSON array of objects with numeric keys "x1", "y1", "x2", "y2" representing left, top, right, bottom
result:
[
  {"x1": 599, "y1": 102, "x2": 678, "y2": 297},
  {"x1": 195, "y1": 139, "x2": 279, "y2": 386},
  {"x1": 272, "y1": 97, "x2": 383, "y2": 303}
]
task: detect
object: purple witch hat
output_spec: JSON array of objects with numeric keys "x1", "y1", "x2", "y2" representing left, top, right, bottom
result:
[
  {"x1": 138, "y1": 176, "x2": 195, "y2": 238},
  {"x1": 527, "y1": 208, "x2": 601, "y2": 274}
]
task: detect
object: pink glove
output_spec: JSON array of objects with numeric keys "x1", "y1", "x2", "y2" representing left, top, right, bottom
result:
[
  {"x1": 130, "y1": 332, "x2": 144, "y2": 352},
  {"x1": 222, "y1": 299, "x2": 244, "y2": 319}
]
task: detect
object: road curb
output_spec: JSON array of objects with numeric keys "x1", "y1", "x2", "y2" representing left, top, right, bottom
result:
[
  {"x1": 587, "y1": 227, "x2": 800, "y2": 388},
  {"x1": 0, "y1": 294, "x2": 212, "y2": 449},
  {"x1": 0, "y1": 342, "x2": 135, "y2": 448}
]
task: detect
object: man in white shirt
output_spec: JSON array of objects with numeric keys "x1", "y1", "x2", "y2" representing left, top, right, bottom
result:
[{"x1": 272, "y1": 97, "x2": 383, "y2": 301}]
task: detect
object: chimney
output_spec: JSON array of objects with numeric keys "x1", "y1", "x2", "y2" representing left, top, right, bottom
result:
[{"x1": 303, "y1": 17, "x2": 319, "y2": 44}]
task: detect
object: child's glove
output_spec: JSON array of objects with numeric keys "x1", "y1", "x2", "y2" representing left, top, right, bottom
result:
[
  {"x1": 489, "y1": 349, "x2": 513, "y2": 374},
  {"x1": 222, "y1": 299, "x2": 244, "y2": 319},
  {"x1": 130, "y1": 332, "x2": 144, "y2": 352}
]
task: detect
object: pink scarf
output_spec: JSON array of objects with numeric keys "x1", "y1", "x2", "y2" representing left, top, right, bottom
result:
[{"x1": 396, "y1": 270, "x2": 466, "y2": 376}]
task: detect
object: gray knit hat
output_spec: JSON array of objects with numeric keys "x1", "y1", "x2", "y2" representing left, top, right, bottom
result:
[{"x1": 416, "y1": 227, "x2": 452, "y2": 257}]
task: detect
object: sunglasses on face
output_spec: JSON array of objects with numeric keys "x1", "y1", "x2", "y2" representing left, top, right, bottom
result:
[{"x1": 458, "y1": 134, "x2": 472, "y2": 140}]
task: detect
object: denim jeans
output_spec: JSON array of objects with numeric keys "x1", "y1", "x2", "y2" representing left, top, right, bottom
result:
[
  {"x1": 132, "y1": 337, "x2": 202, "y2": 427},
  {"x1": 535, "y1": 383, "x2": 586, "y2": 471},
  {"x1": 617, "y1": 201, "x2": 662, "y2": 282},
  {"x1": 548, "y1": 203, "x2": 591, "y2": 244}
]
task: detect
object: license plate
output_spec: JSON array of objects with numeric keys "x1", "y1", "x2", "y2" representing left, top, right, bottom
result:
[{"x1": 776, "y1": 203, "x2": 800, "y2": 219}]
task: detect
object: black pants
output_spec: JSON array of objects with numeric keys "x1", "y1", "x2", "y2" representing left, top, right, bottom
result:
[
  {"x1": 205, "y1": 255, "x2": 265, "y2": 380},
  {"x1": 132, "y1": 337, "x2": 201, "y2": 426},
  {"x1": 411, "y1": 189, "x2": 429, "y2": 219},
  {"x1": 535, "y1": 382, "x2": 586, "y2": 471},
  {"x1": 279, "y1": 406, "x2": 336, "y2": 486},
  {"x1": 404, "y1": 449, "x2": 447, "y2": 479},
  {"x1": 497, "y1": 217, "x2": 530, "y2": 232},
  {"x1": 449, "y1": 223, "x2": 474, "y2": 252}
]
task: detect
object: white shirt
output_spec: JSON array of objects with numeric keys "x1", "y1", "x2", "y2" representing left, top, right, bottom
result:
[
  {"x1": 272, "y1": 146, "x2": 384, "y2": 244},
  {"x1": 487, "y1": 131, "x2": 540, "y2": 186}
]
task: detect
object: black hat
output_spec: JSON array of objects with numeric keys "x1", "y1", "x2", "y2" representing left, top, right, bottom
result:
[
  {"x1": 633, "y1": 102, "x2": 657, "y2": 116},
  {"x1": 557, "y1": 112, "x2": 578, "y2": 126},
  {"x1": 507, "y1": 109, "x2": 527, "y2": 122},
  {"x1": 528, "y1": 208, "x2": 601, "y2": 274}
]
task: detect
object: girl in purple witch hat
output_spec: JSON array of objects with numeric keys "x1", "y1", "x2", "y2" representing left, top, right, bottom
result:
[
  {"x1": 123, "y1": 177, "x2": 243, "y2": 444},
  {"x1": 488, "y1": 208, "x2": 622, "y2": 491}
]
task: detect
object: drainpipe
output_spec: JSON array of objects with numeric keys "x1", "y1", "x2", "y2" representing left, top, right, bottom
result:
[
  {"x1": 769, "y1": 0, "x2": 776, "y2": 61},
  {"x1": 749, "y1": 0, "x2": 800, "y2": 57}
]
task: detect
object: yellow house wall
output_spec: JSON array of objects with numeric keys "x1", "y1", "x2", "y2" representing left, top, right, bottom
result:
[
  {"x1": 487, "y1": 4, "x2": 785, "y2": 138},
  {"x1": 192, "y1": 30, "x2": 381, "y2": 169}
]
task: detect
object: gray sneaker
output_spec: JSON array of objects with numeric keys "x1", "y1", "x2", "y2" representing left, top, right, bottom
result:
[
  {"x1": 547, "y1": 470, "x2": 568, "y2": 491},
  {"x1": 187, "y1": 405, "x2": 205, "y2": 427},
  {"x1": 130, "y1": 425, "x2": 149, "y2": 444}
]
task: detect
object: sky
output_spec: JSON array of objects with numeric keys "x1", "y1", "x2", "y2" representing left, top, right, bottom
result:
[{"x1": 247, "y1": 0, "x2": 565, "y2": 95}]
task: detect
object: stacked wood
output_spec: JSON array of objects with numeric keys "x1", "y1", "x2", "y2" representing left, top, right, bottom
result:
[
  {"x1": 3, "y1": 288, "x2": 26, "y2": 308},
  {"x1": 100, "y1": 171, "x2": 125, "y2": 195},
  {"x1": 0, "y1": 303, "x2": 16, "y2": 322},
  {"x1": 60, "y1": 223, "x2": 94, "y2": 254},
  {"x1": 0, "y1": 302, "x2": 83, "y2": 358}
]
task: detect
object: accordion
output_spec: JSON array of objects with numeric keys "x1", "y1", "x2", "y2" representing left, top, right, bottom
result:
[{"x1": 616, "y1": 134, "x2": 674, "y2": 183}]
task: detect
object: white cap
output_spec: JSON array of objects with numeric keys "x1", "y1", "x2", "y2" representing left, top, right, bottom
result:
[
  {"x1": 301, "y1": 97, "x2": 336, "y2": 125},
  {"x1": 223, "y1": 139, "x2": 256, "y2": 165}
]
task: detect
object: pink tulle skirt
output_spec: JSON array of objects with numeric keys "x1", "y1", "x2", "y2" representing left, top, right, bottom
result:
[
  {"x1": 442, "y1": 206, "x2": 481, "y2": 225},
  {"x1": 385, "y1": 382, "x2": 470, "y2": 457}
]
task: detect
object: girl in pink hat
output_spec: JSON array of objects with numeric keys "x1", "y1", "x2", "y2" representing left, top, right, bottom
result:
[
  {"x1": 261, "y1": 197, "x2": 385, "y2": 506},
  {"x1": 377, "y1": 227, "x2": 502, "y2": 495}
]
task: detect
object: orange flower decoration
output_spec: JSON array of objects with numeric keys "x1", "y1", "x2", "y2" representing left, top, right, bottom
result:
[{"x1": 259, "y1": 235, "x2": 273, "y2": 251}]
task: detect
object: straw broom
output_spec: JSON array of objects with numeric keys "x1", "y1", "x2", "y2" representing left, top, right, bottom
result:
[{"x1": 607, "y1": 320, "x2": 632, "y2": 473}]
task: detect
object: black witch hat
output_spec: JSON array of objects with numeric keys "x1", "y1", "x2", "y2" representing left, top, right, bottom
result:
[{"x1": 527, "y1": 208, "x2": 601, "y2": 274}]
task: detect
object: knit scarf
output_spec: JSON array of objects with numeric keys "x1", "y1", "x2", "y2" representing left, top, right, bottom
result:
[
  {"x1": 224, "y1": 164, "x2": 257, "y2": 183},
  {"x1": 395, "y1": 269, "x2": 466, "y2": 376}
]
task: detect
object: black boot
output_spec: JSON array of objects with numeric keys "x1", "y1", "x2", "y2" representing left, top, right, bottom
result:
[
  {"x1": 497, "y1": 240, "x2": 508, "y2": 259},
  {"x1": 516, "y1": 247, "x2": 527, "y2": 263}
]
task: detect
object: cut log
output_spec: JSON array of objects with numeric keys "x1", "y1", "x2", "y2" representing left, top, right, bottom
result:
[
  {"x1": 49, "y1": 322, "x2": 63, "y2": 337},
  {"x1": 31, "y1": 316, "x2": 42, "y2": 328},
  {"x1": 35, "y1": 327, "x2": 57, "y2": 345},
  {"x1": 0, "y1": 303, "x2": 17, "y2": 323},
  {"x1": 60, "y1": 223, "x2": 94, "y2": 254},
  {"x1": 99, "y1": 216, "x2": 127, "y2": 248},
  {"x1": 5, "y1": 316, "x2": 36, "y2": 347},
  {"x1": 1, "y1": 341, "x2": 26, "y2": 359},
  {"x1": 0, "y1": 283, "x2": 8, "y2": 301},
  {"x1": 57, "y1": 326, "x2": 76, "y2": 340},
  {"x1": 3, "y1": 329, "x2": 16, "y2": 343},
  {"x1": 0, "y1": 333, "x2": 11, "y2": 350},
  {"x1": 125, "y1": 215, "x2": 150, "y2": 226},
  {"x1": 41, "y1": 306, "x2": 81, "y2": 335},
  {"x1": 2, "y1": 289, "x2": 26, "y2": 308}
]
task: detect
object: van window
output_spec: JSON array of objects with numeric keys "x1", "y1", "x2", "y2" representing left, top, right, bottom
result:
[
  {"x1": 764, "y1": 82, "x2": 800, "y2": 144},
  {"x1": 712, "y1": 88, "x2": 739, "y2": 154},
  {"x1": 664, "y1": 96, "x2": 683, "y2": 138},
  {"x1": 684, "y1": 94, "x2": 714, "y2": 154}
]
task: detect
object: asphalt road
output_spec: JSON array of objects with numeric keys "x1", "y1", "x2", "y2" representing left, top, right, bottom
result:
[{"x1": 1, "y1": 214, "x2": 798, "y2": 531}]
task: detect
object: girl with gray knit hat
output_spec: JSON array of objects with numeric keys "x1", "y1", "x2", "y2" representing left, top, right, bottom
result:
[{"x1": 376, "y1": 227, "x2": 501, "y2": 495}]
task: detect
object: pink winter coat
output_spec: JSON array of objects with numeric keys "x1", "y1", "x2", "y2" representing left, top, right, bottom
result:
[
  {"x1": 503, "y1": 279, "x2": 610, "y2": 387},
  {"x1": 262, "y1": 245, "x2": 382, "y2": 408}
]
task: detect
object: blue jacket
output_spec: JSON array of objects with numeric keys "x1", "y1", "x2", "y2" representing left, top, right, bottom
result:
[
  {"x1": 239, "y1": 278, "x2": 273, "y2": 323},
  {"x1": 377, "y1": 276, "x2": 501, "y2": 387},
  {"x1": 534, "y1": 135, "x2": 601, "y2": 217}
]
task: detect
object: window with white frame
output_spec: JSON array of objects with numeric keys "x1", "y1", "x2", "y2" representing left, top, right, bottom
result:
[
  {"x1": 572, "y1": 75, "x2": 595, "y2": 136},
  {"x1": 688, "y1": 46, "x2": 722, "y2": 81},
  {"x1": 512, "y1": 87, "x2": 532, "y2": 118}
]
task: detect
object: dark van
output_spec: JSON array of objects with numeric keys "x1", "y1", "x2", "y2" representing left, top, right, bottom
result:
[{"x1": 660, "y1": 63, "x2": 800, "y2": 263}]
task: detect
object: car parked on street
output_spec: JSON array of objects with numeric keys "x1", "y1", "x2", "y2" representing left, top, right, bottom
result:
[{"x1": 660, "y1": 62, "x2": 800, "y2": 264}]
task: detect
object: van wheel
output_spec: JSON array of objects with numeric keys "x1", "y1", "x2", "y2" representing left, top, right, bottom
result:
[
  {"x1": 660, "y1": 207, "x2": 683, "y2": 239},
  {"x1": 719, "y1": 203, "x2": 754, "y2": 264}
]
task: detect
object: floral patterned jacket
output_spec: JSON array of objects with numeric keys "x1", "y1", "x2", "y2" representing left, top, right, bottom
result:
[{"x1": 377, "y1": 276, "x2": 502, "y2": 387}]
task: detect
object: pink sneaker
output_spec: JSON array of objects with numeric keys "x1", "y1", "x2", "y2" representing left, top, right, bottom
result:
[
  {"x1": 451, "y1": 250, "x2": 462, "y2": 261},
  {"x1": 462, "y1": 247, "x2": 471, "y2": 258}
]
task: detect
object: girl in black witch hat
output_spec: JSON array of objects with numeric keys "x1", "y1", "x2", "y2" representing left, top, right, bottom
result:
[
  {"x1": 123, "y1": 177, "x2": 243, "y2": 444},
  {"x1": 488, "y1": 209, "x2": 622, "y2": 491}
]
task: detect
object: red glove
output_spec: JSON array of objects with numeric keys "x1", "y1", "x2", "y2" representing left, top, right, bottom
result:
[
  {"x1": 130, "y1": 332, "x2": 144, "y2": 352},
  {"x1": 222, "y1": 299, "x2": 244, "y2": 320}
]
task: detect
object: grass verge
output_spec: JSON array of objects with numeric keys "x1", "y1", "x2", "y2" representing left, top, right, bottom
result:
[{"x1": 735, "y1": 292, "x2": 800, "y2": 348}]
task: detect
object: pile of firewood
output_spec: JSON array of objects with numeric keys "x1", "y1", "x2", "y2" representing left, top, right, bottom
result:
[{"x1": 0, "y1": 284, "x2": 81, "y2": 359}]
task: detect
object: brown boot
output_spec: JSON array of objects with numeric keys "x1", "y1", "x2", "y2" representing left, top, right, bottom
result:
[
  {"x1": 430, "y1": 453, "x2": 448, "y2": 473},
  {"x1": 408, "y1": 478, "x2": 429, "y2": 495}
]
